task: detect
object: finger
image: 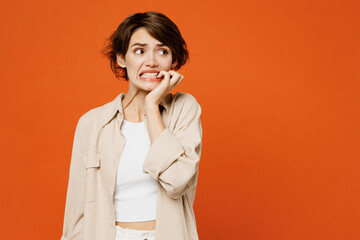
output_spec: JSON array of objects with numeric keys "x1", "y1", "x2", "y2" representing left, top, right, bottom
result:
[
  {"x1": 168, "y1": 70, "x2": 178, "y2": 76},
  {"x1": 163, "y1": 71, "x2": 171, "y2": 84},
  {"x1": 173, "y1": 75, "x2": 183, "y2": 89},
  {"x1": 168, "y1": 74, "x2": 183, "y2": 92},
  {"x1": 168, "y1": 71, "x2": 180, "y2": 81},
  {"x1": 157, "y1": 71, "x2": 164, "y2": 79},
  {"x1": 158, "y1": 71, "x2": 169, "y2": 79},
  {"x1": 169, "y1": 71, "x2": 183, "y2": 81},
  {"x1": 172, "y1": 73, "x2": 183, "y2": 85},
  {"x1": 176, "y1": 75, "x2": 184, "y2": 85}
]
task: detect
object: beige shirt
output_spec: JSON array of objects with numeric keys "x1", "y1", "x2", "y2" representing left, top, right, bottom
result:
[{"x1": 61, "y1": 91, "x2": 203, "y2": 240}]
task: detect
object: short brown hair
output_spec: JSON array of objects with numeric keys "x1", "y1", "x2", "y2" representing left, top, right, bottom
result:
[{"x1": 100, "y1": 11, "x2": 189, "y2": 80}]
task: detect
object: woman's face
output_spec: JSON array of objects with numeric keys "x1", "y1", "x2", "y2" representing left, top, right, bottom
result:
[{"x1": 117, "y1": 27, "x2": 177, "y2": 92}]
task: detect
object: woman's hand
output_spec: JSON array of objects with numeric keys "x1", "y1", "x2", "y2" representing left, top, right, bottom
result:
[{"x1": 145, "y1": 70, "x2": 184, "y2": 106}]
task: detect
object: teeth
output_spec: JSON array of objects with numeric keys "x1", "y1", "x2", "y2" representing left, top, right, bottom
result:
[{"x1": 141, "y1": 72, "x2": 158, "y2": 77}]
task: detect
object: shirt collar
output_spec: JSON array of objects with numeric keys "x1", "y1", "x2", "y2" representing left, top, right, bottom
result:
[{"x1": 101, "y1": 92, "x2": 171, "y2": 127}]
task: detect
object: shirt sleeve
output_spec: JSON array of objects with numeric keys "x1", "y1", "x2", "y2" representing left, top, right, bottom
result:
[
  {"x1": 61, "y1": 117, "x2": 87, "y2": 240},
  {"x1": 143, "y1": 93, "x2": 203, "y2": 200}
]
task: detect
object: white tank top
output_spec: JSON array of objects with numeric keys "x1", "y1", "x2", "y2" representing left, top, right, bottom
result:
[{"x1": 113, "y1": 119, "x2": 158, "y2": 222}]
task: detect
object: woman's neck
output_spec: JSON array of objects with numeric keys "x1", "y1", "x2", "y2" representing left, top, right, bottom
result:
[{"x1": 122, "y1": 89, "x2": 148, "y2": 121}]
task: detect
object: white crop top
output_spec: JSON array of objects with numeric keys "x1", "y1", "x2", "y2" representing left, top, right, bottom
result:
[{"x1": 113, "y1": 119, "x2": 158, "y2": 222}]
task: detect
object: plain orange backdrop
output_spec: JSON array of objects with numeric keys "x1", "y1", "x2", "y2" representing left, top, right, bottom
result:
[{"x1": 0, "y1": 0, "x2": 359, "y2": 239}]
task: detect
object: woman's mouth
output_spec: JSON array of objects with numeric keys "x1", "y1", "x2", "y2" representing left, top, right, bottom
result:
[{"x1": 139, "y1": 72, "x2": 163, "y2": 82}]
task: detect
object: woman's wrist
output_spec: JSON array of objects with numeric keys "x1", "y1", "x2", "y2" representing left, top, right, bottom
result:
[{"x1": 144, "y1": 101, "x2": 159, "y2": 114}]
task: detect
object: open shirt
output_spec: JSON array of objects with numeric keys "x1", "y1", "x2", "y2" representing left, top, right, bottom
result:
[{"x1": 60, "y1": 91, "x2": 203, "y2": 240}]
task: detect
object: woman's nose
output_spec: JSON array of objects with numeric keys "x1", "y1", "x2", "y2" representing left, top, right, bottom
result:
[{"x1": 145, "y1": 53, "x2": 158, "y2": 67}]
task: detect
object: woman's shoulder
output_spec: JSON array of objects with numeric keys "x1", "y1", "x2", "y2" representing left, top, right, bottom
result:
[
  {"x1": 76, "y1": 95, "x2": 119, "y2": 129},
  {"x1": 170, "y1": 92, "x2": 202, "y2": 120},
  {"x1": 172, "y1": 91, "x2": 201, "y2": 108}
]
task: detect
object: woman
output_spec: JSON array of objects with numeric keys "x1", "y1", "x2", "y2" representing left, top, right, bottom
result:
[{"x1": 60, "y1": 11, "x2": 203, "y2": 240}]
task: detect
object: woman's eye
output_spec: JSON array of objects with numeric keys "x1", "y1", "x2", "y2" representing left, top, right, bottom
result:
[
  {"x1": 159, "y1": 49, "x2": 168, "y2": 55},
  {"x1": 134, "y1": 49, "x2": 143, "y2": 54}
]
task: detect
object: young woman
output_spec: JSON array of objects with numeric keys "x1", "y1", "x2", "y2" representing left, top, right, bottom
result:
[{"x1": 60, "y1": 11, "x2": 203, "y2": 240}]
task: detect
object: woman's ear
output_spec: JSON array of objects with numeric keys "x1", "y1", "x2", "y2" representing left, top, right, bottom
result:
[
  {"x1": 171, "y1": 60, "x2": 178, "y2": 69},
  {"x1": 116, "y1": 53, "x2": 126, "y2": 68}
]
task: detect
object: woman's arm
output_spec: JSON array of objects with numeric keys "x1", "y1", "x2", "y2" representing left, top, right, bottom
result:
[
  {"x1": 61, "y1": 117, "x2": 88, "y2": 240},
  {"x1": 143, "y1": 93, "x2": 203, "y2": 200},
  {"x1": 145, "y1": 101, "x2": 166, "y2": 145}
]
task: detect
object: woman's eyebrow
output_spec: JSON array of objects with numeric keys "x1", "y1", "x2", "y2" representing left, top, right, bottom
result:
[{"x1": 130, "y1": 43, "x2": 166, "y2": 48}]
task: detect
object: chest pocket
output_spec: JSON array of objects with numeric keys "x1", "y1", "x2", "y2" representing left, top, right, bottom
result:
[{"x1": 82, "y1": 150, "x2": 101, "y2": 203}]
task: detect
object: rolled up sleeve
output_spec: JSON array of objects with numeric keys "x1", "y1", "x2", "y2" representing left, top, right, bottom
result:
[{"x1": 143, "y1": 94, "x2": 203, "y2": 200}]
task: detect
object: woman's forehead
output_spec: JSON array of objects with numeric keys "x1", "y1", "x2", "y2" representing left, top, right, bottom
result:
[{"x1": 129, "y1": 28, "x2": 164, "y2": 46}]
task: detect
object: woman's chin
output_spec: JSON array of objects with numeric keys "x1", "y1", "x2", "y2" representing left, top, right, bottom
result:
[
  {"x1": 140, "y1": 84, "x2": 159, "y2": 92},
  {"x1": 140, "y1": 79, "x2": 161, "y2": 89},
  {"x1": 130, "y1": 77, "x2": 161, "y2": 92}
]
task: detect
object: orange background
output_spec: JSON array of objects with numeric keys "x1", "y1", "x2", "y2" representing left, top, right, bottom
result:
[{"x1": 1, "y1": 0, "x2": 359, "y2": 239}]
